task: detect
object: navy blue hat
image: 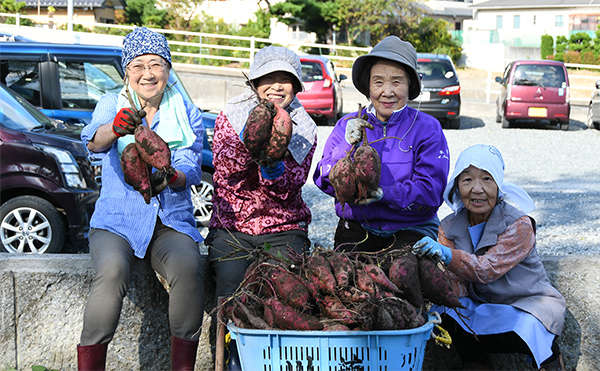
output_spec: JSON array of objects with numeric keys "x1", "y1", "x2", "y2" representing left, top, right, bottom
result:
[
  {"x1": 122, "y1": 27, "x2": 172, "y2": 71},
  {"x1": 352, "y1": 36, "x2": 421, "y2": 100}
]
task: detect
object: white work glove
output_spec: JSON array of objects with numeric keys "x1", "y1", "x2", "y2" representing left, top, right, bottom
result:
[
  {"x1": 355, "y1": 187, "x2": 383, "y2": 206},
  {"x1": 345, "y1": 118, "x2": 374, "y2": 145}
]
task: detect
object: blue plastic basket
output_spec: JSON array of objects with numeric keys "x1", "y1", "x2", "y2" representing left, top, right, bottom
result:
[{"x1": 228, "y1": 314, "x2": 438, "y2": 371}]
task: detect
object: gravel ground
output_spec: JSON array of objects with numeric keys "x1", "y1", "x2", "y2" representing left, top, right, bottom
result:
[{"x1": 305, "y1": 99, "x2": 600, "y2": 256}]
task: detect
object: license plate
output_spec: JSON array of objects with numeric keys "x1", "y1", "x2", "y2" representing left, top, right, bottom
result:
[
  {"x1": 417, "y1": 91, "x2": 430, "y2": 102},
  {"x1": 528, "y1": 107, "x2": 547, "y2": 117}
]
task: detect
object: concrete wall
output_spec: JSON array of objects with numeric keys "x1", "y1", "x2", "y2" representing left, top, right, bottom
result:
[{"x1": 1, "y1": 254, "x2": 598, "y2": 370}]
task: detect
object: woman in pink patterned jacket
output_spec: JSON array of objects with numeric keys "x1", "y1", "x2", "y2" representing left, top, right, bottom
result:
[{"x1": 206, "y1": 46, "x2": 317, "y2": 312}]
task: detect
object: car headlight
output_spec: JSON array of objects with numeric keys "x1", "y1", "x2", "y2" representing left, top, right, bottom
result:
[{"x1": 37, "y1": 145, "x2": 87, "y2": 189}]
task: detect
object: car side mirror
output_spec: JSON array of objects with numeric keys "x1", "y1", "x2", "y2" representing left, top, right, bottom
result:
[
  {"x1": 596, "y1": 80, "x2": 600, "y2": 90},
  {"x1": 339, "y1": 74, "x2": 348, "y2": 82},
  {"x1": 495, "y1": 76, "x2": 502, "y2": 84}
]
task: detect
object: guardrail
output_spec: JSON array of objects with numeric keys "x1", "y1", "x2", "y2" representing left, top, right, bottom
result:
[{"x1": 2, "y1": 13, "x2": 599, "y2": 105}]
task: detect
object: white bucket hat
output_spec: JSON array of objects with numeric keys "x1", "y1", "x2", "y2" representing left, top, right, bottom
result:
[
  {"x1": 249, "y1": 46, "x2": 304, "y2": 92},
  {"x1": 444, "y1": 144, "x2": 535, "y2": 213}
]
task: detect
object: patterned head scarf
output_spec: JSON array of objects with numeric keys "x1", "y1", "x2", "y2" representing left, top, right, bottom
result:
[
  {"x1": 444, "y1": 144, "x2": 535, "y2": 213},
  {"x1": 122, "y1": 27, "x2": 172, "y2": 71}
]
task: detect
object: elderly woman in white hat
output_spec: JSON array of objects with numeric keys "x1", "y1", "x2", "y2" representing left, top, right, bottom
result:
[
  {"x1": 79, "y1": 27, "x2": 206, "y2": 370},
  {"x1": 314, "y1": 35, "x2": 450, "y2": 252},
  {"x1": 414, "y1": 144, "x2": 566, "y2": 370}
]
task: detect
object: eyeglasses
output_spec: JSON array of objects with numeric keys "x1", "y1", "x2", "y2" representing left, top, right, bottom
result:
[{"x1": 127, "y1": 61, "x2": 167, "y2": 75}]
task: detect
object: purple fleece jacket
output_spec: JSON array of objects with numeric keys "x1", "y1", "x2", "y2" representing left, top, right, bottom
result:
[{"x1": 313, "y1": 105, "x2": 450, "y2": 231}]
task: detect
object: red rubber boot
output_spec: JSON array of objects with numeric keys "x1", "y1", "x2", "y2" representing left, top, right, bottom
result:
[
  {"x1": 77, "y1": 343, "x2": 107, "y2": 371},
  {"x1": 171, "y1": 335, "x2": 199, "y2": 371}
]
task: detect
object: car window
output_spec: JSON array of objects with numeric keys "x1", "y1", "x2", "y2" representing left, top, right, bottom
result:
[
  {"x1": 417, "y1": 60, "x2": 454, "y2": 80},
  {"x1": 1, "y1": 60, "x2": 41, "y2": 106},
  {"x1": 301, "y1": 61, "x2": 324, "y2": 82},
  {"x1": 57, "y1": 61, "x2": 123, "y2": 109},
  {"x1": 0, "y1": 83, "x2": 53, "y2": 131},
  {"x1": 513, "y1": 64, "x2": 566, "y2": 88}
]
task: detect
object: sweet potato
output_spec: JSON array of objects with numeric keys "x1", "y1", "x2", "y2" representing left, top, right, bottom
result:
[
  {"x1": 338, "y1": 286, "x2": 371, "y2": 303},
  {"x1": 323, "y1": 322, "x2": 351, "y2": 331},
  {"x1": 236, "y1": 300, "x2": 271, "y2": 330},
  {"x1": 134, "y1": 125, "x2": 171, "y2": 170},
  {"x1": 307, "y1": 254, "x2": 336, "y2": 295},
  {"x1": 389, "y1": 252, "x2": 424, "y2": 309},
  {"x1": 330, "y1": 252, "x2": 355, "y2": 288},
  {"x1": 320, "y1": 295, "x2": 359, "y2": 325},
  {"x1": 263, "y1": 104, "x2": 292, "y2": 161},
  {"x1": 329, "y1": 156, "x2": 358, "y2": 207},
  {"x1": 355, "y1": 267, "x2": 377, "y2": 297},
  {"x1": 269, "y1": 268, "x2": 311, "y2": 309},
  {"x1": 263, "y1": 297, "x2": 323, "y2": 330},
  {"x1": 120, "y1": 142, "x2": 152, "y2": 204},
  {"x1": 418, "y1": 257, "x2": 464, "y2": 309},
  {"x1": 363, "y1": 263, "x2": 401, "y2": 295},
  {"x1": 243, "y1": 101, "x2": 276, "y2": 160},
  {"x1": 353, "y1": 144, "x2": 381, "y2": 191}
]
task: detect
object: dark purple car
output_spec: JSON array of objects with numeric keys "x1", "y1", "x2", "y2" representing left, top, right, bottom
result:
[{"x1": 0, "y1": 83, "x2": 99, "y2": 253}]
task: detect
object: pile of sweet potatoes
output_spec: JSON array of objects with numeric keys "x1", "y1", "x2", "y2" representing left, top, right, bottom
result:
[
  {"x1": 120, "y1": 120, "x2": 172, "y2": 204},
  {"x1": 220, "y1": 245, "x2": 462, "y2": 332}
]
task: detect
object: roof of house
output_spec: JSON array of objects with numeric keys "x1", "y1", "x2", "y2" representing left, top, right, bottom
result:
[
  {"x1": 24, "y1": 0, "x2": 125, "y2": 9},
  {"x1": 472, "y1": 0, "x2": 600, "y2": 8}
]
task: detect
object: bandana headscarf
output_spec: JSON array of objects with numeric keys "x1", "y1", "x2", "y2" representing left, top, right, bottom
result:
[
  {"x1": 122, "y1": 27, "x2": 172, "y2": 70},
  {"x1": 444, "y1": 144, "x2": 535, "y2": 213}
]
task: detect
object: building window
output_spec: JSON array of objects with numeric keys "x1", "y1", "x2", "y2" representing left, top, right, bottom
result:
[
  {"x1": 570, "y1": 14, "x2": 600, "y2": 31},
  {"x1": 556, "y1": 15, "x2": 563, "y2": 27},
  {"x1": 496, "y1": 15, "x2": 502, "y2": 29},
  {"x1": 514, "y1": 15, "x2": 520, "y2": 29}
]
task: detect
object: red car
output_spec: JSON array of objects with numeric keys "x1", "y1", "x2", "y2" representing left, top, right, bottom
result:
[
  {"x1": 495, "y1": 60, "x2": 570, "y2": 130},
  {"x1": 297, "y1": 55, "x2": 347, "y2": 124}
]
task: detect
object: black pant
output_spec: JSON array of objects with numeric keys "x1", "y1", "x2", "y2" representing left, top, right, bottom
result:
[
  {"x1": 206, "y1": 228, "x2": 310, "y2": 302},
  {"x1": 334, "y1": 219, "x2": 424, "y2": 252},
  {"x1": 441, "y1": 313, "x2": 561, "y2": 366}
]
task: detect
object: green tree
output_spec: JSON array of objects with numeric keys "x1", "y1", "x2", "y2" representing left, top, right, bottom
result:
[
  {"x1": 0, "y1": 0, "x2": 35, "y2": 26},
  {"x1": 269, "y1": 0, "x2": 335, "y2": 43},
  {"x1": 335, "y1": 0, "x2": 422, "y2": 44},
  {"x1": 402, "y1": 17, "x2": 462, "y2": 63},
  {"x1": 554, "y1": 35, "x2": 568, "y2": 61},
  {"x1": 125, "y1": 0, "x2": 168, "y2": 27},
  {"x1": 541, "y1": 34, "x2": 553, "y2": 60}
]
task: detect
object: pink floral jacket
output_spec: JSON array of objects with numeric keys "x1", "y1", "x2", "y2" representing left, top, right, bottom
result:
[{"x1": 209, "y1": 112, "x2": 315, "y2": 235}]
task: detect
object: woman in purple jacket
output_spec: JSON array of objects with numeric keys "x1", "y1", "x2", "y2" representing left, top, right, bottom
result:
[{"x1": 313, "y1": 35, "x2": 450, "y2": 251}]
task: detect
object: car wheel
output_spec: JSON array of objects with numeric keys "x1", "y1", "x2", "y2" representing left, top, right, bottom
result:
[
  {"x1": 587, "y1": 105, "x2": 599, "y2": 130},
  {"x1": 560, "y1": 121, "x2": 569, "y2": 131},
  {"x1": 335, "y1": 99, "x2": 343, "y2": 121},
  {"x1": 191, "y1": 171, "x2": 214, "y2": 228},
  {"x1": 0, "y1": 196, "x2": 65, "y2": 254},
  {"x1": 495, "y1": 101, "x2": 502, "y2": 123},
  {"x1": 501, "y1": 115, "x2": 512, "y2": 129},
  {"x1": 448, "y1": 117, "x2": 460, "y2": 129}
]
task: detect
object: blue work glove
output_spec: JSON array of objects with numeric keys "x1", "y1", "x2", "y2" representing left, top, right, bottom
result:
[
  {"x1": 412, "y1": 236, "x2": 452, "y2": 265},
  {"x1": 260, "y1": 161, "x2": 285, "y2": 179},
  {"x1": 355, "y1": 187, "x2": 383, "y2": 205}
]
